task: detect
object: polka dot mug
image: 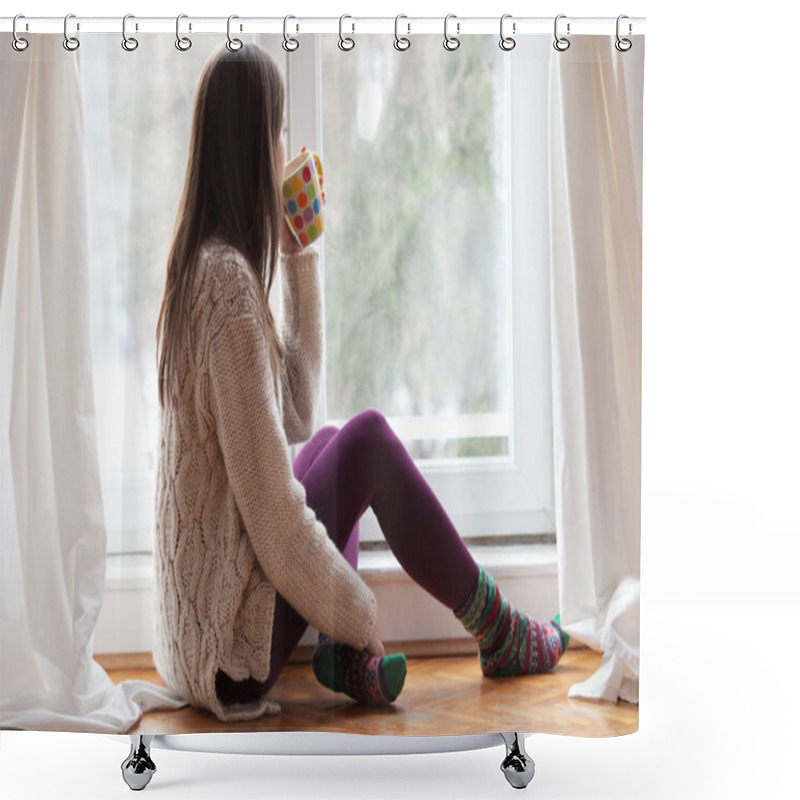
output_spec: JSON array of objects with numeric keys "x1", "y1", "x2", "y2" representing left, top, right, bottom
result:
[{"x1": 282, "y1": 147, "x2": 325, "y2": 248}]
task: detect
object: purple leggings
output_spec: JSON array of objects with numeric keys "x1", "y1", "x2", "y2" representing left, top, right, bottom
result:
[{"x1": 215, "y1": 408, "x2": 480, "y2": 704}]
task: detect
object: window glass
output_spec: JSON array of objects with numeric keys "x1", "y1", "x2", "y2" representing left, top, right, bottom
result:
[{"x1": 320, "y1": 35, "x2": 511, "y2": 460}]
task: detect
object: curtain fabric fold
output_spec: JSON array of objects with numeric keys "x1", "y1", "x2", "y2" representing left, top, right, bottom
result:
[
  {"x1": 548, "y1": 35, "x2": 644, "y2": 704},
  {"x1": 0, "y1": 34, "x2": 186, "y2": 732}
]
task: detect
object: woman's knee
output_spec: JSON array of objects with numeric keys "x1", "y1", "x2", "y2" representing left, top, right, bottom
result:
[
  {"x1": 351, "y1": 408, "x2": 391, "y2": 443},
  {"x1": 315, "y1": 424, "x2": 340, "y2": 442},
  {"x1": 332, "y1": 410, "x2": 398, "y2": 472}
]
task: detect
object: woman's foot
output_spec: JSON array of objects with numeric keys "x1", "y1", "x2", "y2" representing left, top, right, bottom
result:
[
  {"x1": 312, "y1": 634, "x2": 407, "y2": 705},
  {"x1": 454, "y1": 566, "x2": 569, "y2": 677}
]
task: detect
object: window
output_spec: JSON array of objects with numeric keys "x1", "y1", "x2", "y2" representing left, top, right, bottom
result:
[
  {"x1": 82, "y1": 34, "x2": 552, "y2": 554},
  {"x1": 286, "y1": 35, "x2": 554, "y2": 543}
]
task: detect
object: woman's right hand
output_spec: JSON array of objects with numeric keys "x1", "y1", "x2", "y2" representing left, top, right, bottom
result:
[
  {"x1": 366, "y1": 628, "x2": 385, "y2": 658},
  {"x1": 280, "y1": 215, "x2": 306, "y2": 255}
]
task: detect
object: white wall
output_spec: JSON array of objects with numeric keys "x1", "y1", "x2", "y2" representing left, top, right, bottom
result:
[{"x1": 94, "y1": 548, "x2": 559, "y2": 654}]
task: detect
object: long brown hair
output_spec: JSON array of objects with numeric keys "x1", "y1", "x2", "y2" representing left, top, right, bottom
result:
[{"x1": 156, "y1": 42, "x2": 286, "y2": 409}]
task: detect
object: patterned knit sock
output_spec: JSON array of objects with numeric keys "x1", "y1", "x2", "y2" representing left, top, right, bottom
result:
[
  {"x1": 312, "y1": 633, "x2": 407, "y2": 706},
  {"x1": 454, "y1": 565, "x2": 569, "y2": 677}
]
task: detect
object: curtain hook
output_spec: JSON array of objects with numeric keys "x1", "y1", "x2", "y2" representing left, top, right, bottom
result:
[
  {"x1": 443, "y1": 13, "x2": 460, "y2": 51},
  {"x1": 176, "y1": 14, "x2": 192, "y2": 51},
  {"x1": 553, "y1": 14, "x2": 570, "y2": 52},
  {"x1": 615, "y1": 14, "x2": 632, "y2": 52},
  {"x1": 63, "y1": 13, "x2": 80, "y2": 51},
  {"x1": 122, "y1": 14, "x2": 139, "y2": 52},
  {"x1": 499, "y1": 13, "x2": 516, "y2": 51},
  {"x1": 12, "y1": 14, "x2": 29, "y2": 52},
  {"x1": 338, "y1": 14, "x2": 355, "y2": 51},
  {"x1": 283, "y1": 15, "x2": 299, "y2": 51},
  {"x1": 226, "y1": 15, "x2": 243, "y2": 51},
  {"x1": 394, "y1": 14, "x2": 410, "y2": 51}
]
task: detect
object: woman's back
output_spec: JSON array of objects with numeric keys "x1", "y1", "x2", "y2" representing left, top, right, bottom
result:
[{"x1": 153, "y1": 236, "x2": 378, "y2": 722}]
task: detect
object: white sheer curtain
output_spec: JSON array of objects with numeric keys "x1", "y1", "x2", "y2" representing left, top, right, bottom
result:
[
  {"x1": 548, "y1": 35, "x2": 644, "y2": 704},
  {"x1": 0, "y1": 34, "x2": 186, "y2": 732}
]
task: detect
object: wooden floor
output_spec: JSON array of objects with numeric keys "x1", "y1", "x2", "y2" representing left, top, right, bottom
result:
[{"x1": 101, "y1": 647, "x2": 637, "y2": 738}]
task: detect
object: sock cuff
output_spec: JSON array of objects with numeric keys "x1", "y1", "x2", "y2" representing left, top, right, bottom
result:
[
  {"x1": 454, "y1": 565, "x2": 498, "y2": 634},
  {"x1": 454, "y1": 564, "x2": 483, "y2": 619}
]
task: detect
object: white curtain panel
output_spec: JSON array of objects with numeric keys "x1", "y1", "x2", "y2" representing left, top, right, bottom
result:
[
  {"x1": 548, "y1": 35, "x2": 644, "y2": 704},
  {"x1": 0, "y1": 34, "x2": 186, "y2": 732}
]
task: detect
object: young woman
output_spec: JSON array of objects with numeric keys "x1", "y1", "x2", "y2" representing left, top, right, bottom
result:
[{"x1": 154, "y1": 42, "x2": 568, "y2": 723}]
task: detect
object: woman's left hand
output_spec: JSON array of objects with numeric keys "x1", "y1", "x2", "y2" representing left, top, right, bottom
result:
[{"x1": 366, "y1": 628, "x2": 386, "y2": 658}]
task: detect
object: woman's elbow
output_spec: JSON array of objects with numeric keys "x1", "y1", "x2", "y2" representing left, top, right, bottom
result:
[{"x1": 285, "y1": 402, "x2": 320, "y2": 445}]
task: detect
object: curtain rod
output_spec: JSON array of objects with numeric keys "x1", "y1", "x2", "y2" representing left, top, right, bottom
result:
[{"x1": 1, "y1": 16, "x2": 646, "y2": 37}]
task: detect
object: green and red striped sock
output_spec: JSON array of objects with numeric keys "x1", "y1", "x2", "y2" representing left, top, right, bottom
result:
[
  {"x1": 312, "y1": 633, "x2": 407, "y2": 706},
  {"x1": 454, "y1": 566, "x2": 569, "y2": 677}
]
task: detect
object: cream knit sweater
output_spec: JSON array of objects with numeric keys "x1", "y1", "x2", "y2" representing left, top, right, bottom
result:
[{"x1": 153, "y1": 235, "x2": 378, "y2": 722}]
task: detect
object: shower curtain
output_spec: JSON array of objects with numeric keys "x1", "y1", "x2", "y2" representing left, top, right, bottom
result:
[{"x1": 1, "y1": 21, "x2": 643, "y2": 735}]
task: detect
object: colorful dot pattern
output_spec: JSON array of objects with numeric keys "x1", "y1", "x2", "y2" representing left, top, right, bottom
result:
[{"x1": 283, "y1": 151, "x2": 325, "y2": 247}]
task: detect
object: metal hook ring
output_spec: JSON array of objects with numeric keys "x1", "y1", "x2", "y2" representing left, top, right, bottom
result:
[
  {"x1": 443, "y1": 14, "x2": 460, "y2": 51},
  {"x1": 122, "y1": 14, "x2": 139, "y2": 51},
  {"x1": 226, "y1": 15, "x2": 242, "y2": 51},
  {"x1": 63, "y1": 13, "x2": 80, "y2": 51},
  {"x1": 499, "y1": 14, "x2": 516, "y2": 51},
  {"x1": 553, "y1": 14, "x2": 570, "y2": 52},
  {"x1": 282, "y1": 15, "x2": 299, "y2": 51},
  {"x1": 394, "y1": 14, "x2": 410, "y2": 51},
  {"x1": 12, "y1": 14, "x2": 29, "y2": 51},
  {"x1": 615, "y1": 14, "x2": 632, "y2": 52},
  {"x1": 175, "y1": 14, "x2": 192, "y2": 51},
  {"x1": 338, "y1": 14, "x2": 355, "y2": 51}
]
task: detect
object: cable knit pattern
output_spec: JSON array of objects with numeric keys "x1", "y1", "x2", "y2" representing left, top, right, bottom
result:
[{"x1": 153, "y1": 236, "x2": 378, "y2": 722}]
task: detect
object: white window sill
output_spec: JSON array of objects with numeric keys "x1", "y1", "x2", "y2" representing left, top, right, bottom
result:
[{"x1": 357, "y1": 542, "x2": 558, "y2": 583}]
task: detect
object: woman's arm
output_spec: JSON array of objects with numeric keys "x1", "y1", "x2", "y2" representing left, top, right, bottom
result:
[
  {"x1": 206, "y1": 261, "x2": 377, "y2": 650},
  {"x1": 279, "y1": 247, "x2": 324, "y2": 444}
]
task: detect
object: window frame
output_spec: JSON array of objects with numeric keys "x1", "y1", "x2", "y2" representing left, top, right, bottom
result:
[{"x1": 88, "y1": 34, "x2": 559, "y2": 654}]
